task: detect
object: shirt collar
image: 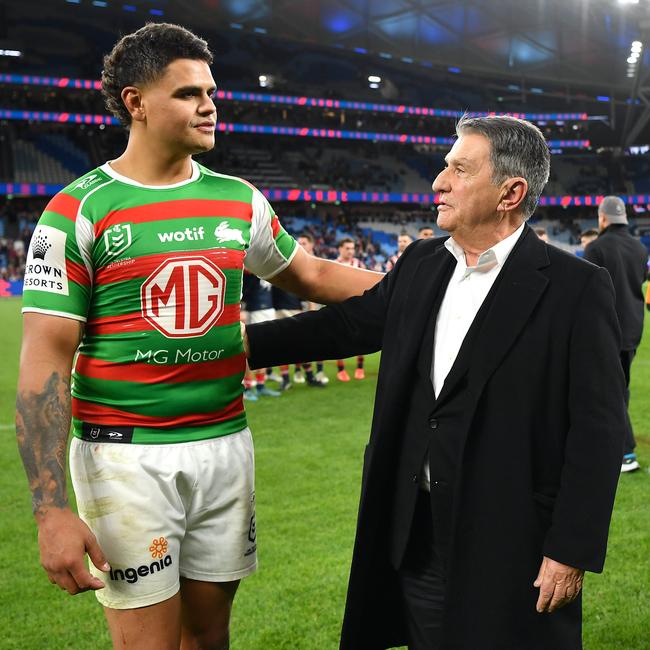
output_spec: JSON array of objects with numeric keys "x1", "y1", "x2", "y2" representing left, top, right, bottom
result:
[{"x1": 445, "y1": 222, "x2": 525, "y2": 277}]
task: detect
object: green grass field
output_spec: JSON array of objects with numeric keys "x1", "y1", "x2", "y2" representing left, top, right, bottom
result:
[{"x1": 1, "y1": 296, "x2": 648, "y2": 649}]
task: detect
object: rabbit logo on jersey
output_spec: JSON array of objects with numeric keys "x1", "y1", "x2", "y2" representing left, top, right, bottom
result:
[
  {"x1": 141, "y1": 256, "x2": 226, "y2": 338},
  {"x1": 23, "y1": 225, "x2": 69, "y2": 295}
]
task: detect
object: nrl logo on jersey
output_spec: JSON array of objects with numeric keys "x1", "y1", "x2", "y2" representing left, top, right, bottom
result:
[
  {"x1": 74, "y1": 174, "x2": 101, "y2": 190},
  {"x1": 104, "y1": 223, "x2": 133, "y2": 257},
  {"x1": 214, "y1": 221, "x2": 245, "y2": 246}
]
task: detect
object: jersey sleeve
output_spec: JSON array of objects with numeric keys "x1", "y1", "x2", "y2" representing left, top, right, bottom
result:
[
  {"x1": 244, "y1": 190, "x2": 298, "y2": 279},
  {"x1": 22, "y1": 191, "x2": 93, "y2": 322}
]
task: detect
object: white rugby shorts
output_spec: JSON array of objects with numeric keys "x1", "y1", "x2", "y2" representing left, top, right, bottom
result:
[{"x1": 69, "y1": 428, "x2": 257, "y2": 609}]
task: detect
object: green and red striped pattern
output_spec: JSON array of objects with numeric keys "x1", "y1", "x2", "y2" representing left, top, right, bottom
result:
[{"x1": 23, "y1": 163, "x2": 297, "y2": 443}]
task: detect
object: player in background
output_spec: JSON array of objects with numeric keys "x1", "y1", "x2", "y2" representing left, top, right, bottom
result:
[
  {"x1": 271, "y1": 284, "x2": 325, "y2": 389},
  {"x1": 242, "y1": 272, "x2": 281, "y2": 397},
  {"x1": 240, "y1": 307, "x2": 258, "y2": 402},
  {"x1": 417, "y1": 225, "x2": 434, "y2": 239},
  {"x1": 296, "y1": 233, "x2": 329, "y2": 384},
  {"x1": 336, "y1": 237, "x2": 366, "y2": 381},
  {"x1": 580, "y1": 229, "x2": 599, "y2": 249},
  {"x1": 385, "y1": 232, "x2": 413, "y2": 272},
  {"x1": 15, "y1": 23, "x2": 381, "y2": 650}
]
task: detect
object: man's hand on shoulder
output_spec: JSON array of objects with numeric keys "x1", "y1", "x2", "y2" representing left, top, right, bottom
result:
[
  {"x1": 36, "y1": 507, "x2": 110, "y2": 595},
  {"x1": 534, "y1": 556, "x2": 584, "y2": 613}
]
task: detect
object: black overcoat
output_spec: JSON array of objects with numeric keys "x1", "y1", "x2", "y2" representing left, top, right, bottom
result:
[
  {"x1": 583, "y1": 224, "x2": 648, "y2": 351},
  {"x1": 249, "y1": 226, "x2": 626, "y2": 649}
]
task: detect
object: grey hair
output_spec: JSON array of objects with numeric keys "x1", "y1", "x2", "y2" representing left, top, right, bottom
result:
[{"x1": 455, "y1": 114, "x2": 550, "y2": 219}]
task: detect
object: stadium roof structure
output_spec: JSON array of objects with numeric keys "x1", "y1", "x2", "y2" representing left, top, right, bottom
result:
[
  {"x1": 3, "y1": 0, "x2": 649, "y2": 90},
  {"x1": 3, "y1": 0, "x2": 650, "y2": 145},
  {"x1": 176, "y1": 0, "x2": 650, "y2": 146},
  {"x1": 167, "y1": 0, "x2": 647, "y2": 89}
]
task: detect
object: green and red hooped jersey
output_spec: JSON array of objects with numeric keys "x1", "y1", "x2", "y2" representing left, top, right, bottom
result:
[{"x1": 22, "y1": 160, "x2": 297, "y2": 443}]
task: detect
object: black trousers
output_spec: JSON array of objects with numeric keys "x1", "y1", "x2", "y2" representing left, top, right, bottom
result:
[
  {"x1": 398, "y1": 490, "x2": 447, "y2": 650},
  {"x1": 621, "y1": 349, "x2": 636, "y2": 455}
]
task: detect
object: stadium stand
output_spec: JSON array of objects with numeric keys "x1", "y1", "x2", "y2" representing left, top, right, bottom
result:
[{"x1": 2, "y1": 3, "x2": 650, "y2": 283}]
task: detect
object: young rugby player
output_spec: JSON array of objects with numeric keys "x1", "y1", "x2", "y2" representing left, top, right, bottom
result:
[{"x1": 16, "y1": 23, "x2": 380, "y2": 650}]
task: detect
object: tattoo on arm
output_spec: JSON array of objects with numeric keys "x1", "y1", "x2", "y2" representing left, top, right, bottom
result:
[{"x1": 16, "y1": 372, "x2": 71, "y2": 515}]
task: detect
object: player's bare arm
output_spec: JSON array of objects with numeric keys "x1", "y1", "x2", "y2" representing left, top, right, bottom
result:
[
  {"x1": 270, "y1": 245, "x2": 383, "y2": 304},
  {"x1": 16, "y1": 313, "x2": 109, "y2": 595}
]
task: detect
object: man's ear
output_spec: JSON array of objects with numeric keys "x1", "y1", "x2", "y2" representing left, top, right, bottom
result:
[
  {"x1": 497, "y1": 177, "x2": 528, "y2": 214},
  {"x1": 121, "y1": 86, "x2": 146, "y2": 123}
]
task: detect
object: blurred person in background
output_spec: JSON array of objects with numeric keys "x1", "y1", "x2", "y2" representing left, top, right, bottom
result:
[
  {"x1": 335, "y1": 238, "x2": 366, "y2": 381},
  {"x1": 242, "y1": 272, "x2": 282, "y2": 398},
  {"x1": 580, "y1": 228, "x2": 599, "y2": 249},
  {"x1": 296, "y1": 233, "x2": 329, "y2": 385},
  {"x1": 385, "y1": 233, "x2": 413, "y2": 272},
  {"x1": 534, "y1": 226, "x2": 549, "y2": 242},
  {"x1": 584, "y1": 196, "x2": 648, "y2": 473},
  {"x1": 270, "y1": 283, "x2": 325, "y2": 389}
]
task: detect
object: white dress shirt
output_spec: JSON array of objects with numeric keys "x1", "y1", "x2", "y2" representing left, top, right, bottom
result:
[{"x1": 421, "y1": 222, "x2": 525, "y2": 490}]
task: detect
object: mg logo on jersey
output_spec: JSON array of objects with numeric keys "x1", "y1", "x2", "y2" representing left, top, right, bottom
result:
[
  {"x1": 104, "y1": 223, "x2": 133, "y2": 257},
  {"x1": 141, "y1": 256, "x2": 226, "y2": 338}
]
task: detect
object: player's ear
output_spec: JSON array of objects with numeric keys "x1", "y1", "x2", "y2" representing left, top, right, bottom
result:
[{"x1": 121, "y1": 86, "x2": 146, "y2": 123}]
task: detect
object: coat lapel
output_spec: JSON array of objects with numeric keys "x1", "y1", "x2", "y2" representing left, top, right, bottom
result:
[
  {"x1": 399, "y1": 244, "x2": 456, "y2": 378},
  {"x1": 435, "y1": 226, "x2": 550, "y2": 407}
]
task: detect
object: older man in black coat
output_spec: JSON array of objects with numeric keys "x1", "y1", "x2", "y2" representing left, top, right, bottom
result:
[
  {"x1": 584, "y1": 195, "x2": 648, "y2": 473},
  {"x1": 246, "y1": 116, "x2": 625, "y2": 649}
]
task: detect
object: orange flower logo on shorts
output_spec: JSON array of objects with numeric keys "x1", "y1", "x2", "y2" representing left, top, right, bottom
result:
[{"x1": 149, "y1": 537, "x2": 168, "y2": 559}]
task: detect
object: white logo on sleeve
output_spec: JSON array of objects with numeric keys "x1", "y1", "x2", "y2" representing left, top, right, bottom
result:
[
  {"x1": 214, "y1": 221, "x2": 245, "y2": 246},
  {"x1": 23, "y1": 225, "x2": 69, "y2": 295},
  {"x1": 74, "y1": 174, "x2": 100, "y2": 190}
]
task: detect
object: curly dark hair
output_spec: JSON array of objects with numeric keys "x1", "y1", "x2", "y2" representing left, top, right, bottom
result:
[{"x1": 101, "y1": 22, "x2": 213, "y2": 127}]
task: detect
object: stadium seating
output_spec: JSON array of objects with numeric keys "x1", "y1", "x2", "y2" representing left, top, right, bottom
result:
[{"x1": 12, "y1": 139, "x2": 76, "y2": 185}]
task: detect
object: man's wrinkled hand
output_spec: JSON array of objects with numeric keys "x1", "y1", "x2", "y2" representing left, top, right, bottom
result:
[
  {"x1": 534, "y1": 556, "x2": 584, "y2": 613},
  {"x1": 36, "y1": 507, "x2": 110, "y2": 595}
]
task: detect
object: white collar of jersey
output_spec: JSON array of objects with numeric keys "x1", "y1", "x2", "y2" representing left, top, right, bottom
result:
[{"x1": 100, "y1": 160, "x2": 200, "y2": 189}]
